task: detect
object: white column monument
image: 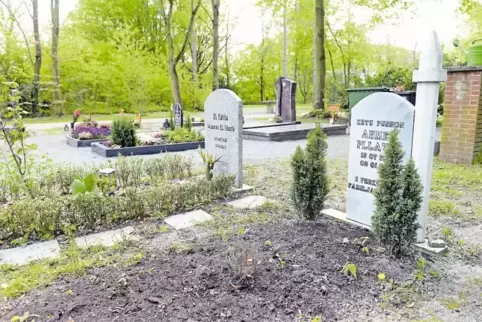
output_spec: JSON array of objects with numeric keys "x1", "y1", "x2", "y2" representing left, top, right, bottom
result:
[{"x1": 412, "y1": 31, "x2": 447, "y2": 243}]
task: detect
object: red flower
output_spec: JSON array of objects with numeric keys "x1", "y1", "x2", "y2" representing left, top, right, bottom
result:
[{"x1": 73, "y1": 109, "x2": 81, "y2": 117}]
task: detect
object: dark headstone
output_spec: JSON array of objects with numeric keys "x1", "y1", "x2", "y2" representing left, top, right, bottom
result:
[
  {"x1": 275, "y1": 77, "x2": 285, "y2": 117},
  {"x1": 280, "y1": 79, "x2": 297, "y2": 122},
  {"x1": 174, "y1": 103, "x2": 183, "y2": 128},
  {"x1": 163, "y1": 119, "x2": 171, "y2": 130}
]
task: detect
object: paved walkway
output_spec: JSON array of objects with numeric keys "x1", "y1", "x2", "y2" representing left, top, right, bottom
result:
[{"x1": 22, "y1": 127, "x2": 441, "y2": 167}]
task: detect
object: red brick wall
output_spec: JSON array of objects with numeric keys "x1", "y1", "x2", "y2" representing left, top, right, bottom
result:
[{"x1": 440, "y1": 71, "x2": 482, "y2": 164}]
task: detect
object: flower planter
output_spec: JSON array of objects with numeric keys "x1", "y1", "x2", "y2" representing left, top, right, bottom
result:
[
  {"x1": 66, "y1": 136, "x2": 109, "y2": 148},
  {"x1": 91, "y1": 141, "x2": 205, "y2": 157}
]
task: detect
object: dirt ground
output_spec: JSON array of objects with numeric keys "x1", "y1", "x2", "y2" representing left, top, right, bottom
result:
[
  {"x1": 3, "y1": 219, "x2": 416, "y2": 322},
  {"x1": 1, "y1": 159, "x2": 481, "y2": 322}
]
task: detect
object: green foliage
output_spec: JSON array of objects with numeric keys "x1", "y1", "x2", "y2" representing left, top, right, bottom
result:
[
  {"x1": 184, "y1": 113, "x2": 193, "y2": 131},
  {"x1": 473, "y1": 150, "x2": 482, "y2": 165},
  {"x1": 372, "y1": 131, "x2": 423, "y2": 257},
  {"x1": 378, "y1": 272, "x2": 386, "y2": 281},
  {"x1": 165, "y1": 127, "x2": 204, "y2": 143},
  {"x1": 199, "y1": 148, "x2": 222, "y2": 180},
  {"x1": 71, "y1": 173, "x2": 98, "y2": 195},
  {"x1": 0, "y1": 243, "x2": 141, "y2": 299},
  {"x1": 428, "y1": 200, "x2": 460, "y2": 216},
  {"x1": 169, "y1": 109, "x2": 175, "y2": 131},
  {"x1": 291, "y1": 125, "x2": 329, "y2": 220},
  {"x1": 111, "y1": 117, "x2": 137, "y2": 147},
  {"x1": 341, "y1": 262, "x2": 357, "y2": 279}
]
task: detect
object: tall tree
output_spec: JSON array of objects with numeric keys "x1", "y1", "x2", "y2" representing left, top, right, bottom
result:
[
  {"x1": 211, "y1": 0, "x2": 220, "y2": 90},
  {"x1": 282, "y1": 0, "x2": 288, "y2": 77},
  {"x1": 51, "y1": 0, "x2": 62, "y2": 115},
  {"x1": 314, "y1": 0, "x2": 325, "y2": 109},
  {"x1": 160, "y1": 0, "x2": 201, "y2": 105},
  {"x1": 32, "y1": 0, "x2": 41, "y2": 116},
  {"x1": 191, "y1": 0, "x2": 198, "y2": 83}
]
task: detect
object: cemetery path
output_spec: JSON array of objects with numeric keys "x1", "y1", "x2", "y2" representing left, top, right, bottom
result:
[{"x1": 7, "y1": 128, "x2": 441, "y2": 167}]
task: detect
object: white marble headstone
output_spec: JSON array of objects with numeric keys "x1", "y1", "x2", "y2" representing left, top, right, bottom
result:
[
  {"x1": 347, "y1": 93, "x2": 415, "y2": 227},
  {"x1": 204, "y1": 89, "x2": 243, "y2": 188}
]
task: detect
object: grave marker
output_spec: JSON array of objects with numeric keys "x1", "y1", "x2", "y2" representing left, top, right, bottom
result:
[
  {"x1": 204, "y1": 89, "x2": 243, "y2": 188},
  {"x1": 346, "y1": 93, "x2": 415, "y2": 227},
  {"x1": 275, "y1": 77, "x2": 285, "y2": 116},
  {"x1": 280, "y1": 78, "x2": 297, "y2": 122},
  {"x1": 174, "y1": 103, "x2": 183, "y2": 128}
]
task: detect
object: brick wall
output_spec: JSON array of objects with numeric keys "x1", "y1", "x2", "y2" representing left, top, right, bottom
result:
[{"x1": 440, "y1": 68, "x2": 482, "y2": 164}]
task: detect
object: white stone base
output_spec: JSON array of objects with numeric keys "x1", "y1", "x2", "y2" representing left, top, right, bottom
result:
[
  {"x1": 321, "y1": 208, "x2": 371, "y2": 230},
  {"x1": 164, "y1": 210, "x2": 212, "y2": 230},
  {"x1": 232, "y1": 184, "x2": 253, "y2": 193},
  {"x1": 413, "y1": 240, "x2": 448, "y2": 255},
  {"x1": 75, "y1": 227, "x2": 136, "y2": 249},
  {"x1": 227, "y1": 196, "x2": 269, "y2": 209},
  {"x1": 0, "y1": 240, "x2": 60, "y2": 266}
]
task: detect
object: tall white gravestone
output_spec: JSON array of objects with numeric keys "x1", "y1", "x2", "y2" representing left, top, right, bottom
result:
[
  {"x1": 346, "y1": 93, "x2": 415, "y2": 227},
  {"x1": 204, "y1": 89, "x2": 243, "y2": 188},
  {"x1": 412, "y1": 31, "x2": 447, "y2": 242}
]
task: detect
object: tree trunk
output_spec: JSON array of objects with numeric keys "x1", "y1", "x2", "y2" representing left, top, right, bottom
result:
[
  {"x1": 168, "y1": 59, "x2": 182, "y2": 104},
  {"x1": 224, "y1": 11, "x2": 230, "y2": 88},
  {"x1": 312, "y1": 20, "x2": 317, "y2": 107},
  {"x1": 211, "y1": 0, "x2": 220, "y2": 90},
  {"x1": 191, "y1": 8, "x2": 198, "y2": 82},
  {"x1": 314, "y1": 0, "x2": 325, "y2": 109},
  {"x1": 32, "y1": 0, "x2": 42, "y2": 116},
  {"x1": 161, "y1": 0, "x2": 201, "y2": 106},
  {"x1": 282, "y1": 0, "x2": 288, "y2": 78},
  {"x1": 51, "y1": 0, "x2": 62, "y2": 116}
]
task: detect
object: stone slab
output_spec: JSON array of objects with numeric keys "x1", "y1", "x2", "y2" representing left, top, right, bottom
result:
[
  {"x1": 232, "y1": 184, "x2": 253, "y2": 193},
  {"x1": 74, "y1": 226, "x2": 136, "y2": 249},
  {"x1": 413, "y1": 240, "x2": 448, "y2": 256},
  {"x1": 91, "y1": 141, "x2": 205, "y2": 157},
  {"x1": 164, "y1": 210, "x2": 213, "y2": 230},
  {"x1": 321, "y1": 208, "x2": 371, "y2": 230},
  {"x1": 243, "y1": 123, "x2": 347, "y2": 141},
  {"x1": 227, "y1": 196, "x2": 269, "y2": 209},
  {"x1": 0, "y1": 240, "x2": 60, "y2": 266},
  {"x1": 66, "y1": 136, "x2": 108, "y2": 147}
]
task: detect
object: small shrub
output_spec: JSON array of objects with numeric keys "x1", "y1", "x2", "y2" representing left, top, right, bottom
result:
[
  {"x1": 291, "y1": 125, "x2": 329, "y2": 219},
  {"x1": 341, "y1": 262, "x2": 357, "y2": 278},
  {"x1": 199, "y1": 148, "x2": 222, "y2": 180},
  {"x1": 111, "y1": 117, "x2": 137, "y2": 147},
  {"x1": 165, "y1": 127, "x2": 204, "y2": 144},
  {"x1": 372, "y1": 131, "x2": 423, "y2": 257},
  {"x1": 184, "y1": 114, "x2": 193, "y2": 131}
]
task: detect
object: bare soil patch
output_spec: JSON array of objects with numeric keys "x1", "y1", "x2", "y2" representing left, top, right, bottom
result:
[{"x1": 3, "y1": 220, "x2": 414, "y2": 322}]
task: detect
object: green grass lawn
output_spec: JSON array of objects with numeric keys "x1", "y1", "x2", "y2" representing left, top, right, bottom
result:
[{"x1": 20, "y1": 103, "x2": 315, "y2": 125}]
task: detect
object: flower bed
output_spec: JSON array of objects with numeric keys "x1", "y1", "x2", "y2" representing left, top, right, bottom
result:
[
  {"x1": 92, "y1": 127, "x2": 205, "y2": 157},
  {"x1": 67, "y1": 122, "x2": 111, "y2": 147}
]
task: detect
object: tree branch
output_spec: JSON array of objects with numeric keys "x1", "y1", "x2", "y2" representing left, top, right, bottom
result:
[
  {"x1": 175, "y1": 0, "x2": 202, "y2": 64},
  {"x1": 0, "y1": 0, "x2": 34, "y2": 66}
]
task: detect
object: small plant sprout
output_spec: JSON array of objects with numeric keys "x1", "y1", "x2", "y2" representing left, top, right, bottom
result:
[
  {"x1": 237, "y1": 226, "x2": 246, "y2": 235},
  {"x1": 159, "y1": 225, "x2": 169, "y2": 233},
  {"x1": 416, "y1": 257, "x2": 427, "y2": 270},
  {"x1": 377, "y1": 272, "x2": 386, "y2": 281},
  {"x1": 265, "y1": 240, "x2": 272, "y2": 247},
  {"x1": 65, "y1": 289, "x2": 74, "y2": 296},
  {"x1": 440, "y1": 226, "x2": 453, "y2": 241},
  {"x1": 311, "y1": 316, "x2": 322, "y2": 322},
  {"x1": 341, "y1": 262, "x2": 357, "y2": 279},
  {"x1": 362, "y1": 247, "x2": 369, "y2": 255},
  {"x1": 199, "y1": 147, "x2": 222, "y2": 180}
]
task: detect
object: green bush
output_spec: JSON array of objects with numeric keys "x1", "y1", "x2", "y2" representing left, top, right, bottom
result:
[
  {"x1": 166, "y1": 127, "x2": 204, "y2": 143},
  {"x1": 291, "y1": 125, "x2": 329, "y2": 219},
  {"x1": 372, "y1": 130, "x2": 423, "y2": 257},
  {"x1": 0, "y1": 175, "x2": 234, "y2": 245},
  {"x1": 111, "y1": 117, "x2": 137, "y2": 147},
  {"x1": 184, "y1": 114, "x2": 193, "y2": 131}
]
